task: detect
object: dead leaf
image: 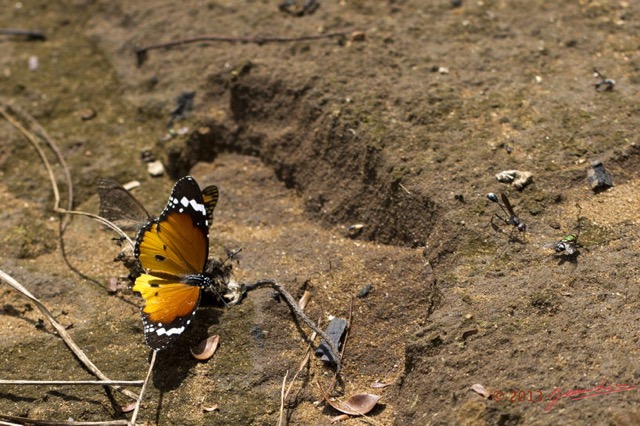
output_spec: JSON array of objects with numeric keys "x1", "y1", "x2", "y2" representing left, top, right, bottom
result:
[
  {"x1": 326, "y1": 393, "x2": 381, "y2": 416},
  {"x1": 191, "y1": 335, "x2": 220, "y2": 361}
]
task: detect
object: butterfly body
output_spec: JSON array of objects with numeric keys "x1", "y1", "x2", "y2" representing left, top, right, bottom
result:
[{"x1": 132, "y1": 176, "x2": 226, "y2": 351}]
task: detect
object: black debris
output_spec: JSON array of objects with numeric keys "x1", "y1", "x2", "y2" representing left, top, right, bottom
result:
[
  {"x1": 168, "y1": 91, "x2": 195, "y2": 126},
  {"x1": 315, "y1": 317, "x2": 347, "y2": 364},
  {"x1": 587, "y1": 159, "x2": 613, "y2": 192}
]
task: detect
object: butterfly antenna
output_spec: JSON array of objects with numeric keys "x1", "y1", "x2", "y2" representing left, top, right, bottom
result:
[{"x1": 223, "y1": 247, "x2": 243, "y2": 265}]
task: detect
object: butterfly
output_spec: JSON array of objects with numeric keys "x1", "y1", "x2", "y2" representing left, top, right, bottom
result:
[
  {"x1": 97, "y1": 178, "x2": 219, "y2": 233},
  {"x1": 132, "y1": 176, "x2": 224, "y2": 350}
]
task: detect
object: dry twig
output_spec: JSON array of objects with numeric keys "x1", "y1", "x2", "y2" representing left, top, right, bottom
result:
[
  {"x1": 276, "y1": 292, "x2": 317, "y2": 426},
  {"x1": 129, "y1": 350, "x2": 158, "y2": 425},
  {"x1": 0, "y1": 28, "x2": 46, "y2": 40},
  {"x1": 0, "y1": 414, "x2": 127, "y2": 425},
  {"x1": 135, "y1": 29, "x2": 355, "y2": 65},
  {"x1": 0, "y1": 103, "x2": 133, "y2": 247},
  {"x1": 0, "y1": 269, "x2": 139, "y2": 400},
  {"x1": 0, "y1": 380, "x2": 143, "y2": 386},
  {"x1": 245, "y1": 279, "x2": 342, "y2": 371}
]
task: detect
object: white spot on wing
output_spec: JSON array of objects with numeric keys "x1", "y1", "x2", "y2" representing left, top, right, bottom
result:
[
  {"x1": 155, "y1": 326, "x2": 186, "y2": 336},
  {"x1": 190, "y1": 199, "x2": 206, "y2": 215}
]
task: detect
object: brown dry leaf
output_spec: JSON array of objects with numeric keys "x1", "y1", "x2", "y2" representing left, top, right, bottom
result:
[
  {"x1": 470, "y1": 383, "x2": 492, "y2": 399},
  {"x1": 191, "y1": 335, "x2": 220, "y2": 361},
  {"x1": 327, "y1": 393, "x2": 381, "y2": 416}
]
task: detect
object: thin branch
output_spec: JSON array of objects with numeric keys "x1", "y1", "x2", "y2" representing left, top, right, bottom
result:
[
  {"x1": 277, "y1": 292, "x2": 316, "y2": 426},
  {"x1": 329, "y1": 297, "x2": 353, "y2": 392},
  {"x1": 59, "y1": 210, "x2": 133, "y2": 249},
  {"x1": 14, "y1": 104, "x2": 74, "y2": 230},
  {"x1": 0, "y1": 104, "x2": 73, "y2": 231},
  {"x1": 277, "y1": 371, "x2": 289, "y2": 426},
  {"x1": 135, "y1": 29, "x2": 355, "y2": 65},
  {"x1": 0, "y1": 106, "x2": 62, "y2": 217},
  {"x1": 0, "y1": 104, "x2": 133, "y2": 248},
  {"x1": 0, "y1": 269, "x2": 139, "y2": 401},
  {"x1": 0, "y1": 415, "x2": 127, "y2": 426},
  {"x1": 0, "y1": 380, "x2": 144, "y2": 386},
  {"x1": 245, "y1": 279, "x2": 342, "y2": 372},
  {"x1": 130, "y1": 350, "x2": 157, "y2": 425},
  {"x1": 0, "y1": 28, "x2": 46, "y2": 41}
]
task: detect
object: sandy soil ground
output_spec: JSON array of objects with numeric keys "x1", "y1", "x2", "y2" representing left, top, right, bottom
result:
[{"x1": 1, "y1": 1, "x2": 639, "y2": 425}]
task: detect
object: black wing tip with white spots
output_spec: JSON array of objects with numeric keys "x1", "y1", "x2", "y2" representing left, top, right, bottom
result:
[
  {"x1": 162, "y1": 176, "x2": 209, "y2": 228},
  {"x1": 141, "y1": 308, "x2": 198, "y2": 351}
]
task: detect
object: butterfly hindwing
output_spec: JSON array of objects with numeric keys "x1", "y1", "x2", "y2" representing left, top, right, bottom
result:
[
  {"x1": 97, "y1": 178, "x2": 151, "y2": 231},
  {"x1": 201, "y1": 185, "x2": 219, "y2": 226},
  {"x1": 132, "y1": 274, "x2": 201, "y2": 350},
  {"x1": 133, "y1": 176, "x2": 213, "y2": 350}
]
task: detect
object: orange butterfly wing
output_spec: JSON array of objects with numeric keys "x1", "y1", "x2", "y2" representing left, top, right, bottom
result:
[{"x1": 133, "y1": 176, "x2": 212, "y2": 350}]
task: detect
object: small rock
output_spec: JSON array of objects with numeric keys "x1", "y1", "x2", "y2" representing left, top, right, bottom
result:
[
  {"x1": 147, "y1": 160, "x2": 165, "y2": 177},
  {"x1": 28, "y1": 56, "x2": 38, "y2": 71},
  {"x1": 78, "y1": 108, "x2": 96, "y2": 121},
  {"x1": 495, "y1": 170, "x2": 533, "y2": 190},
  {"x1": 587, "y1": 159, "x2": 613, "y2": 192},
  {"x1": 122, "y1": 180, "x2": 141, "y2": 191}
]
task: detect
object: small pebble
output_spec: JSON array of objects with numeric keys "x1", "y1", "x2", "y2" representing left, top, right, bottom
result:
[
  {"x1": 28, "y1": 55, "x2": 38, "y2": 71},
  {"x1": 79, "y1": 108, "x2": 96, "y2": 121},
  {"x1": 495, "y1": 170, "x2": 533, "y2": 190},
  {"x1": 147, "y1": 160, "x2": 165, "y2": 177}
]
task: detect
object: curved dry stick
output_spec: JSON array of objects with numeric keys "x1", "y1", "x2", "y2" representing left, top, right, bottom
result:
[
  {"x1": 277, "y1": 370, "x2": 288, "y2": 426},
  {"x1": 245, "y1": 279, "x2": 342, "y2": 372},
  {"x1": 135, "y1": 29, "x2": 355, "y2": 65},
  {"x1": 0, "y1": 414, "x2": 127, "y2": 426},
  {"x1": 0, "y1": 105, "x2": 133, "y2": 248},
  {"x1": 0, "y1": 269, "x2": 139, "y2": 401},
  {"x1": 59, "y1": 210, "x2": 134, "y2": 249},
  {"x1": 0, "y1": 28, "x2": 46, "y2": 40},
  {"x1": 0, "y1": 104, "x2": 73, "y2": 231},
  {"x1": 277, "y1": 291, "x2": 315, "y2": 426},
  {"x1": 129, "y1": 350, "x2": 157, "y2": 425},
  {"x1": 0, "y1": 380, "x2": 143, "y2": 386}
]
